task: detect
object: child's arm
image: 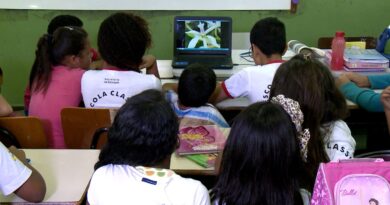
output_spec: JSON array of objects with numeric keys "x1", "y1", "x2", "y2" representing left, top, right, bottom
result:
[
  {"x1": 209, "y1": 83, "x2": 229, "y2": 104},
  {"x1": 0, "y1": 94, "x2": 13, "y2": 117},
  {"x1": 9, "y1": 146, "x2": 46, "y2": 202},
  {"x1": 162, "y1": 83, "x2": 178, "y2": 92},
  {"x1": 140, "y1": 55, "x2": 160, "y2": 78},
  {"x1": 381, "y1": 86, "x2": 390, "y2": 134}
]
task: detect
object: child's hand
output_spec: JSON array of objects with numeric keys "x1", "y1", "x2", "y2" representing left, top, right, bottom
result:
[
  {"x1": 344, "y1": 72, "x2": 370, "y2": 88},
  {"x1": 139, "y1": 55, "x2": 160, "y2": 78},
  {"x1": 139, "y1": 55, "x2": 157, "y2": 70},
  {"x1": 335, "y1": 74, "x2": 351, "y2": 88},
  {"x1": 381, "y1": 86, "x2": 390, "y2": 111}
]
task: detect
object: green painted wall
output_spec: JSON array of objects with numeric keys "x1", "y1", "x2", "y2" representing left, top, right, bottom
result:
[{"x1": 0, "y1": 0, "x2": 389, "y2": 107}]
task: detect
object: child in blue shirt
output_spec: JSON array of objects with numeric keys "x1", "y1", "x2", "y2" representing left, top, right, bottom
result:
[{"x1": 164, "y1": 64, "x2": 229, "y2": 128}]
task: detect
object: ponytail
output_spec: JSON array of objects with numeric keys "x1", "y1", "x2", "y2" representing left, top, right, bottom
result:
[
  {"x1": 29, "y1": 26, "x2": 87, "y2": 93},
  {"x1": 29, "y1": 34, "x2": 53, "y2": 92}
]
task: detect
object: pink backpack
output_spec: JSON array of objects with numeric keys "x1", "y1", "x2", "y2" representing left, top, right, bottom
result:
[{"x1": 311, "y1": 158, "x2": 390, "y2": 205}]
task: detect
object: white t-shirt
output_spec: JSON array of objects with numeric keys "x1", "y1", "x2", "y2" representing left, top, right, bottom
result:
[
  {"x1": 222, "y1": 62, "x2": 282, "y2": 103},
  {"x1": 323, "y1": 120, "x2": 356, "y2": 161},
  {"x1": 88, "y1": 165, "x2": 210, "y2": 205},
  {"x1": 81, "y1": 69, "x2": 161, "y2": 108},
  {"x1": 0, "y1": 143, "x2": 32, "y2": 196}
]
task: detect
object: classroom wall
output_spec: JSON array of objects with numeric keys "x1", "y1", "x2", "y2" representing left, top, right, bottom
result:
[{"x1": 0, "y1": 0, "x2": 389, "y2": 107}]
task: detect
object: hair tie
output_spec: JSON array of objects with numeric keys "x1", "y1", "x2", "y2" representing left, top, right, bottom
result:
[
  {"x1": 271, "y1": 94, "x2": 310, "y2": 162},
  {"x1": 63, "y1": 26, "x2": 74, "y2": 30}
]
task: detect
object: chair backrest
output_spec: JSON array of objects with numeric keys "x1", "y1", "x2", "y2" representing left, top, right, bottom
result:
[
  {"x1": 317, "y1": 36, "x2": 377, "y2": 49},
  {"x1": 355, "y1": 150, "x2": 390, "y2": 161},
  {"x1": 61, "y1": 107, "x2": 113, "y2": 149},
  {"x1": 90, "y1": 127, "x2": 109, "y2": 149},
  {"x1": 0, "y1": 116, "x2": 48, "y2": 148},
  {"x1": 0, "y1": 126, "x2": 21, "y2": 148}
]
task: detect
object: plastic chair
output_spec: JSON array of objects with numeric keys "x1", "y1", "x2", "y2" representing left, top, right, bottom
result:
[
  {"x1": 61, "y1": 107, "x2": 113, "y2": 149},
  {"x1": 0, "y1": 126, "x2": 21, "y2": 148},
  {"x1": 0, "y1": 116, "x2": 48, "y2": 148},
  {"x1": 90, "y1": 127, "x2": 109, "y2": 149},
  {"x1": 317, "y1": 36, "x2": 377, "y2": 49}
]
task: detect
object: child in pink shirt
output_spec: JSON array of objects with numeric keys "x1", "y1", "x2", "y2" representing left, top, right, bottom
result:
[{"x1": 28, "y1": 26, "x2": 91, "y2": 148}]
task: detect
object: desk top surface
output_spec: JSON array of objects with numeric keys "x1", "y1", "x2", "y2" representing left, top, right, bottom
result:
[
  {"x1": 0, "y1": 148, "x2": 217, "y2": 203},
  {"x1": 0, "y1": 149, "x2": 99, "y2": 203}
]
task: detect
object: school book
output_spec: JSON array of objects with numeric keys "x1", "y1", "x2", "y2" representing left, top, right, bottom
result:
[
  {"x1": 185, "y1": 153, "x2": 218, "y2": 168},
  {"x1": 343, "y1": 48, "x2": 389, "y2": 69},
  {"x1": 288, "y1": 40, "x2": 326, "y2": 58},
  {"x1": 325, "y1": 50, "x2": 387, "y2": 72},
  {"x1": 177, "y1": 125, "x2": 227, "y2": 155}
]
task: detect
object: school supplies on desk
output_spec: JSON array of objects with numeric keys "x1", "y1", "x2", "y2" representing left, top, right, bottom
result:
[
  {"x1": 177, "y1": 125, "x2": 227, "y2": 155},
  {"x1": 344, "y1": 48, "x2": 389, "y2": 71},
  {"x1": 185, "y1": 153, "x2": 217, "y2": 168},
  {"x1": 324, "y1": 49, "x2": 389, "y2": 72},
  {"x1": 288, "y1": 40, "x2": 325, "y2": 58}
]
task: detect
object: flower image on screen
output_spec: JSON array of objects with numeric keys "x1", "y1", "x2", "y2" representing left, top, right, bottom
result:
[{"x1": 184, "y1": 20, "x2": 221, "y2": 49}]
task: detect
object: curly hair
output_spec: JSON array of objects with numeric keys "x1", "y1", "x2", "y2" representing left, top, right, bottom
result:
[
  {"x1": 94, "y1": 89, "x2": 179, "y2": 170},
  {"x1": 98, "y1": 12, "x2": 151, "y2": 71}
]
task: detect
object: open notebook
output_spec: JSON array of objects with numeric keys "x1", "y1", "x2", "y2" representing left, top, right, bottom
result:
[{"x1": 172, "y1": 16, "x2": 233, "y2": 69}]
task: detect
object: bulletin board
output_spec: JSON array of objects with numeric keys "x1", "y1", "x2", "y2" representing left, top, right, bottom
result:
[{"x1": 0, "y1": 0, "x2": 291, "y2": 10}]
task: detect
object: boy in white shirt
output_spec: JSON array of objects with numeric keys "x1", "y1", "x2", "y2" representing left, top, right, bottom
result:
[{"x1": 211, "y1": 17, "x2": 287, "y2": 104}]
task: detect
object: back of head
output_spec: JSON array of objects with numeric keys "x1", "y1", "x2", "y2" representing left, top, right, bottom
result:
[
  {"x1": 98, "y1": 12, "x2": 151, "y2": 71},
  {"x1": 95, "y1": 89, "x2": 179, "y2": 170},
  {"x1": 178, "y1": 64, "x2": 216, "y2": 107},
  {"x1": 47, "y1": 15, "x2": 83, "y2": 35},
  {"x1": 250, "y1": 17, "x2": 286, "y2": 57},
  {"x1": 30, "y1": 26, "x2": 88, "y2": 92},
  {"x1": 212, "y1": 102, "x2": 304, "y2": 205},
  {"x1": 270, "y1": 54, "x2": 348, "y2": 126},
  {"x1": 269, "y1": 54, "x2": 348, "y2": 184}
]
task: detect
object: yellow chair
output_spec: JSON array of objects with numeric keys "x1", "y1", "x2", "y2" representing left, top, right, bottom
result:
[
  {"x1": 0, "y1": 116, "x2": 48, "y2": 148},
  {"x1": 61, "y1": 107, "x2": 113, "y2": 149}
]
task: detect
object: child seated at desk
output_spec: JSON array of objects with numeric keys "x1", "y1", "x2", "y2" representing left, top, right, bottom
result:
[
  {"x1": 211, "y1": 101, "x2": 310, "y2": 205},
  {"x1": 87, "y1": 89, "x2": 210, "y2": 205},
  {"x1": 28, "y1": 26, "x2": 91, "y2": 148},
  {"x1": 81, "y1": 12, "x2": 161, "y2": 108},
  {"x1": 164, "y1": 64, "x2": 229, "y2": 128},
  {"x1": 0, "y1": 142, "x2": 46, "y2": 202},
  {"x1": 211, "y1": 17, "x2": 286, "y2": 104},
  {"x1": 270, "y1": 54, "x2": 356, "y2": 190}
]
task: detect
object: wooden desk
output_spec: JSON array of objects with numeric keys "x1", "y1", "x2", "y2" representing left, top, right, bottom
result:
[
  {"x1": 170, "y1": 127, "x2": 230, "y2": 176},
  {"x1": 0, "y1": 149, "x2": 99, "y2": 204},
  {"x1": 0, "y1": 147, "x2": 224, "y2": 204}
]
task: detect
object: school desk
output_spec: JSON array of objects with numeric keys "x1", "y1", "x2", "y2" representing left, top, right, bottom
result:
[
  {"x1": 158, "y1": 49, "x2": 388, "y2": 110},
  {"x1": 0, "y1": 144, "x2": 227, "y2": 203},
  {"x1": 0, "y1": 149, "x2": 99, "y2": 204},
  {"x1": 170, "y1": 127, "x2": 230, "y2": 176}
]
